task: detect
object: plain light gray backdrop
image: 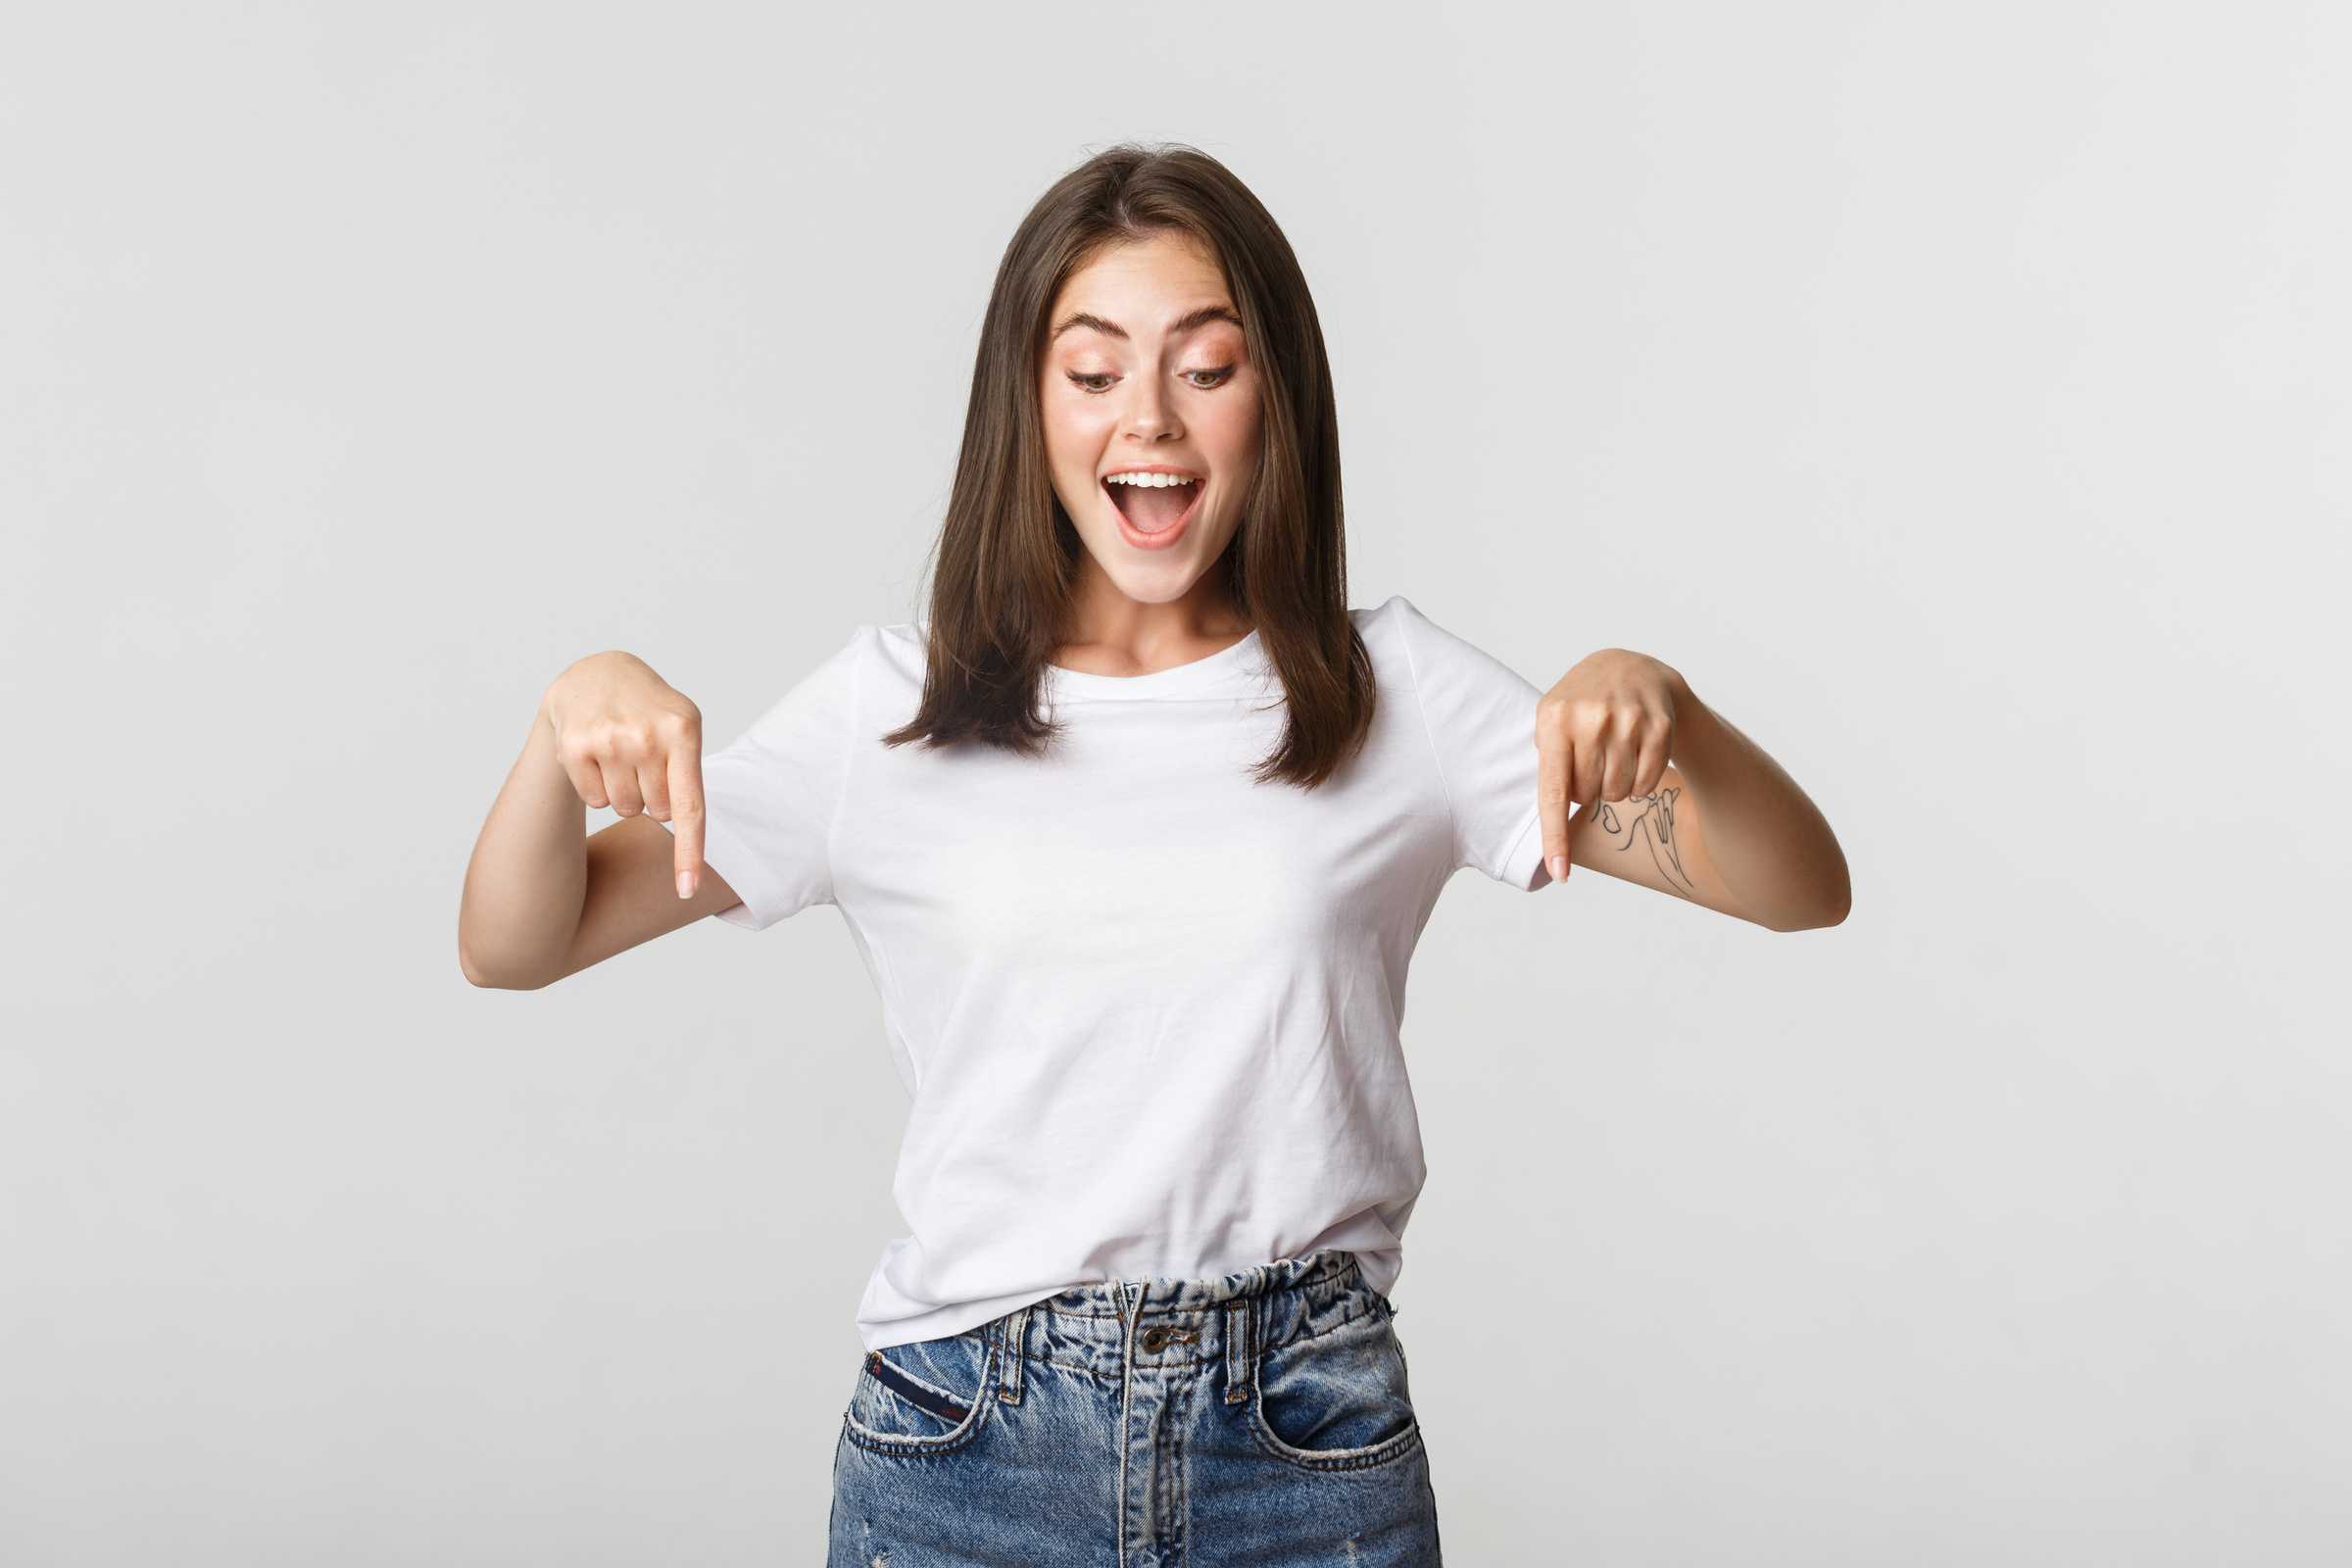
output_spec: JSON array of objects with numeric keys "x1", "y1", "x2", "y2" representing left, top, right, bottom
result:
[{"x1": 4, "y1": 3, "x2": 2346, "y2": 1563}]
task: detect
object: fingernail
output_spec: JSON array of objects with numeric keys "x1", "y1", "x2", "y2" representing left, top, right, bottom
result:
[
  {"x1": 676, "y1": 871, "x2": 697, "y2": 901},
  {"x1": 1548, "y1": 855, "x2": 1569, "y2": 882}
]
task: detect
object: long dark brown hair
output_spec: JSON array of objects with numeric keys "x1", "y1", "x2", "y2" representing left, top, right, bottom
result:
[{"x1": 884, "y1": 145, "x2": 1373, "y2": 789}]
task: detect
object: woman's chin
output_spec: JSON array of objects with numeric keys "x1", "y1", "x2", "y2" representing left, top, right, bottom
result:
[
  {"x1": 1099, "y1": 560, "x2": 1208, "y2": 606},
  {"x1": 1075, "y1": 518, "x2": 1236, "y2": 607}
]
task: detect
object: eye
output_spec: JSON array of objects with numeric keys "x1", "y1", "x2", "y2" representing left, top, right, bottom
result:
[
  {"x1": 1066, "y1": 370, "x2": 1116, "y2": 393},
  {"x1": 1181, "y1": 366, "x2": 1236, "y2": 389}
]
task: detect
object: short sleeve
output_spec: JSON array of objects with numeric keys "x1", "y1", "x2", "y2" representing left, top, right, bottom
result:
[
  {"x1": 692, "y1": 631, "x2": 865, "y2": 930},
  {"x1": 1384, "y1": 599, "x2": 1549, "y2": 891}
]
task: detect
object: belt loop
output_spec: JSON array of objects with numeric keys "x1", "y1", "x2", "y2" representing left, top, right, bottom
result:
[
  {"x1": 1223, "y1": 1297, "x2": 1250, "y2": 1405},
  {"x1": 997, "y1": 1306, "x2": 1029, "y2": 1404}
]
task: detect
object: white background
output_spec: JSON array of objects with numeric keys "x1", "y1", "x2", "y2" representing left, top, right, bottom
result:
[{"x1": 4, "y1": 3, "x2": 2346, "y2": 1563}]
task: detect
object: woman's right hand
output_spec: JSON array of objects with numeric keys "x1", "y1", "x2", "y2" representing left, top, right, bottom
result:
[{"x1": 543, "y1": 652, "x2": 709, "y2": 900}]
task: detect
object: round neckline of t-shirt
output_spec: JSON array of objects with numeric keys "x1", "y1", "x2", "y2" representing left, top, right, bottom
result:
[{"x1": 1043, "y1": 629, "x2": 1267, "y2": 701}]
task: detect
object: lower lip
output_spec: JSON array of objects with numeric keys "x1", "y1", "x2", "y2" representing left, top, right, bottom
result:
[{"x1": 1105, "y1": 482, "x2": 1203, "y2": 553}]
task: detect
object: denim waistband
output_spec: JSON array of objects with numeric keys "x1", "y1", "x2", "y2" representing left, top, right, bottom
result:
[{"x1": 974, "y1": 1250, "x2": 1385, "y2": 1407}]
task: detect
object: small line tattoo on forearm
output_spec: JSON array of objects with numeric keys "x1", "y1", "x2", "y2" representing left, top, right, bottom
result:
[{"x1": 1585, "y1": 788, "x2": 1697, "y2": 897}]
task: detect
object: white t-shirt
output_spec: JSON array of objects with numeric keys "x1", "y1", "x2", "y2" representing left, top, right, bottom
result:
[{"x1": 700, "y1": 596, "x2": 1547, "y2": 1349}]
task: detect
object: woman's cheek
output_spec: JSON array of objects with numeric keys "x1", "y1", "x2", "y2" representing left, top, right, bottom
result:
[
  {"x1": 1201, "y1": 372, "x2": 1259, "y2": 454},
  {"x1": 1204, "y1": 406, "x2": 1262, "y2": 513}
]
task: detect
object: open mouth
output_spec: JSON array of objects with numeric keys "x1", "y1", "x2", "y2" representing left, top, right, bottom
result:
[{"x1": 1103, "y1": 470, "x2": 1202, "y2": 543}]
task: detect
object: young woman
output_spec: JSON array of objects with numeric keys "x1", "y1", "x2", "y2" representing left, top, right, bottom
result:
[{"x1": 460, "y1": 146, "x2": 1848, "y2": 1567}]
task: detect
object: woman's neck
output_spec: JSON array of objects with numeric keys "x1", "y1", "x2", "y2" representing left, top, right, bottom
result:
[{"x1": 1052, "y1": 556, "x2": 1252, "y2": 677}]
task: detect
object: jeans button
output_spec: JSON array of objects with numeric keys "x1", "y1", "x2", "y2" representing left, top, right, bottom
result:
[{"x1": 1139, "y1": 1327, "x2": 1170, "y2": 1353}]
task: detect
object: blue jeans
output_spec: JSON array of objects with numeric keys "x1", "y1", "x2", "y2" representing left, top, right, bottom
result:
[{"x1": 829, "y1": 1251, "x2": 1441, "y2": 1566}]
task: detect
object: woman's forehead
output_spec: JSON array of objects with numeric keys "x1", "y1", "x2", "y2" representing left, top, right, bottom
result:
[{"x1": 1054, "y1": 232, "x2": 1234, "y2": 325}]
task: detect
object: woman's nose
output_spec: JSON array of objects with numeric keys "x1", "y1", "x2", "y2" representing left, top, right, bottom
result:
[{"x1": 1124, "y1": 375, "x2": 1183, "y2": 442}]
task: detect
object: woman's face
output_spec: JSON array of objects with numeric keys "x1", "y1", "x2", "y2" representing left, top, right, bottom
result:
[{"x1": 1040, "y1": 230, "x2": 1261, "y2": 607}]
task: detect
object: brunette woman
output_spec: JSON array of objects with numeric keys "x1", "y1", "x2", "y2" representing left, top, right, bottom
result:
[{"x1": 460, "y1": 145, "x2": 1848, "y2": 1567}]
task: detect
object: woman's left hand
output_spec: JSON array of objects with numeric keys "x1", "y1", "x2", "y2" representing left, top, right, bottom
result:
[
  {"x1": 1531, "y1": 649, "x2": 1851, "y2": 930},
  {"x1": 1535, "y1": 649, "x2": 1690, "y2": 885}
]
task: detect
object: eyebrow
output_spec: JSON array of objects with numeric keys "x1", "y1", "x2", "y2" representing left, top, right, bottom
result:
[{"x1": 1051, "y1": 304, "x2": 1244, "y2": 341}]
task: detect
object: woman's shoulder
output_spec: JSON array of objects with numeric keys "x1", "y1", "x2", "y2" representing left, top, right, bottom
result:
[
  {"x1": 832, "y1": 624, "x2": 927, "y2": 724},
  {"x1": 800, "y1": 622, "x2": 925, "y2": 684},
  {"x1": 1349, "y1": 596, "x2": 1509, "y2": 687},
  {"x1": 1348, "y1": 595, "x2": 1421, "y2": 662},
  {"x1": 865, "y1": 621, "x2": 925, "y2": 677},
  {"x1": 739, "y1": 623, "x2": 923, "y2": 731}
]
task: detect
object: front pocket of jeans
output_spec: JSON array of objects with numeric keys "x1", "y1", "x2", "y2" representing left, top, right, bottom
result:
[
  {"x1": 1249, "y1": 1310, "x2": 1422, "y2": 1471},
  {"x1": 843, "y1": 1336, "x2": 995, "y2": 1454}
]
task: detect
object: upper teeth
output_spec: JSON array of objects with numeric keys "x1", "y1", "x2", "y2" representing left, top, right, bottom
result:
[{"x1": 1106, "y1": 471, "x2": 1193, "y2": 487}]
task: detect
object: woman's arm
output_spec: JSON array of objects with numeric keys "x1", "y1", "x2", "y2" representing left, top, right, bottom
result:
[
  {"x1": 458, "y1": 653, "x2": 739, "y2": 990},
  {"x1": 1535, "y1": 651, "x2": 1849, "y2": 932}
]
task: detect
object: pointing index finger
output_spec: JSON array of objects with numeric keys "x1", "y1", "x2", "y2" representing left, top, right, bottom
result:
[
  {"x1": 1539, "y1": 730, "x2": 1573, "y2": 887},
  {"x1": 668, "y1": 744, "x2": 707, "y2": 900}
]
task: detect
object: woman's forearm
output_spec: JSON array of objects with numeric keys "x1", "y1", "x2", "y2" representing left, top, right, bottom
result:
[
  {"x1": 1667, "y1": 692, "x2": 1850, "y2": 932},
  {"x1": 460, "y1": 652, "x2": 725, "y2": 988},
  {"x1": 458, "y1": 703, "x2": 590, "y2": 989}
]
